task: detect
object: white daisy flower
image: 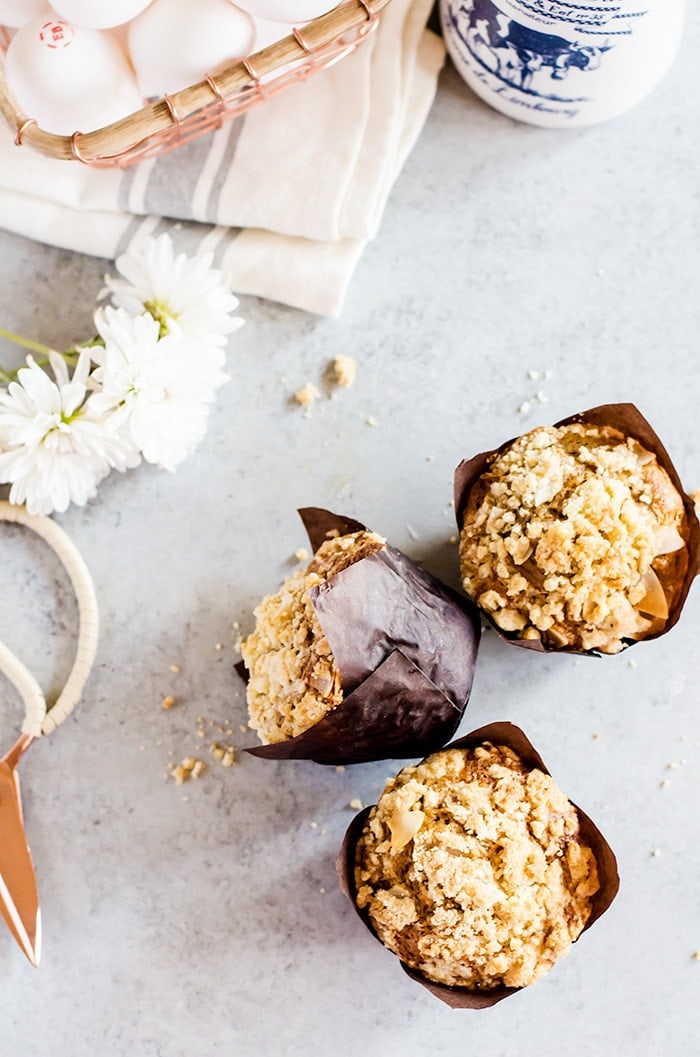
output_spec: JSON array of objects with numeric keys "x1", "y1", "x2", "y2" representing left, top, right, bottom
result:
[
  {"x1": 103, "y1": 233, "x2": 244, "y2": 348},
  {"x1": 0, "y1": 350, "x2": 138, "y2": 516},
  {"x1": 91, "y1": 306, "x2": 223, "y2": 473}
]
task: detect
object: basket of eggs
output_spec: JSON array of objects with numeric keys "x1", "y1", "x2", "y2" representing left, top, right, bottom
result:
[{"x1": 0, "y1": 0, "x2": 390, "y2": 167}]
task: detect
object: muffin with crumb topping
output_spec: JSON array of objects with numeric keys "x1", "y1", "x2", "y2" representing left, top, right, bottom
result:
[
  {"x1": 340, "y1": 723, "x2": 619, "y2": 1006},
  {"x1": 455, "y1": 406, "x2": 697, "y2": 654},
  {"x1": 240, "y1": 509, "x2": 481, "y2": 764},
  {"x1": 242, "y1": 529, "x2": 385, "y2": 744}
]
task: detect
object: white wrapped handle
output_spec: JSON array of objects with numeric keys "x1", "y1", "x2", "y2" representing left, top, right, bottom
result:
[{"x1": 0, "y1": 501, "x2": 99, "y2": 737}]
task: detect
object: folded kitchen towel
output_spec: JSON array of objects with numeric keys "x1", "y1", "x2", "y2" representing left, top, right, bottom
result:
[{"x1": 0, "y1": 0, "x2": 445, "y2": 316}]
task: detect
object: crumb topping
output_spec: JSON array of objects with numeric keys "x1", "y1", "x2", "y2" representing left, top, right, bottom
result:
[
  {"x1": 354, "y1": 744, "x2": 599, "y2": 990},
  {"x1": 242, "y1": 530, "x2": 385, "y2": 743},
  {"x1": 459, "y1": 424, "x2": 688, "y2": 653}
]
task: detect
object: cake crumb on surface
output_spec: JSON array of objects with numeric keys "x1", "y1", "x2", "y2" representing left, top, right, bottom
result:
[
  {"x1": 171, "y1": 757, "x2": 207, "y2": 784},
  {"x1": 161, "y1": 695, "x2": 176, "y2": 710},
  {"x1": 329, "y1": 355, "x2": 357, "y2": 388},
  {"x1": 208, "y1": 741, "x2": 236, "y2": 766},
  {"x1": 293, "y1": 383, "x2": 320, "y2": 407},
  {"x1": 349, "y1": 798, "x2": 364, "y2": 810}
]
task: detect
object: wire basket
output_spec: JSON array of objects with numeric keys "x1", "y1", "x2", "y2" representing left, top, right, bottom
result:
[{"x1": 0, "y1": 0, "x2": 390, "y2": 168}]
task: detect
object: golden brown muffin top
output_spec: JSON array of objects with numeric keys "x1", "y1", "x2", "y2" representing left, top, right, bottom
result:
[
  {"x1": 354, "y1": 743, "x2": 599, "y2": 990},
  {"x1": 459, "y1": 423, "x2": 688, "y2": 652}
]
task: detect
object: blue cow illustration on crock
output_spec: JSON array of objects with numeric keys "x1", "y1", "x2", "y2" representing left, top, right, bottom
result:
[{"x1": 455, "y1": 0, "x2": 611, "y2": 92}]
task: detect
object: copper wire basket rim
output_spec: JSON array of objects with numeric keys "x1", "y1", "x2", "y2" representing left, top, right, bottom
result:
[{"x1": 0, "y1": 0, "x2": 391, "y2": 168}]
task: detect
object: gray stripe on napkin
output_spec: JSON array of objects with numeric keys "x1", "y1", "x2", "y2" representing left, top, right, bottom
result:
[
  {"x1": 143, "y1": 115, "x2": 247, "y2": 222},
  {"x1": 204, "y1": 118, "x2": 245, "y2": 220},
  {"x1": 141, "y1": 135, "x2": 214, "y2": 220},
  {"x1": 114, "y1": 214, "x2": 151, "y2": 257},
  {"x1": 116, "y1": 116, "x2": 246, "y2": 224}
]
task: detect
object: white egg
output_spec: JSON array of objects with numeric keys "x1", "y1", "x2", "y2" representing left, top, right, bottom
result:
[
  {"x1": 5, "y1": 17, "x2": 144, "y2": 135},
  {"x1": 250, "y1": 15, "x2": 297, "y2": 51},
  {"x1": 128, "y1": 0, "x2": 255, "y2": 98},
  {"x1": 48, "y1": 0, "x2": 154, "y2": 30},
  {"x1": 231, "y1": 0, "x2": 337, "y2": 24},
  {"x1": 0, "y1": 0, "x2": 50, "y2": 29}
]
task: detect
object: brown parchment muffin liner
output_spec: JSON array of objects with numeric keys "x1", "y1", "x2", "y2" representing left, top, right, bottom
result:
[
  {"x1": 243, "y1": 508, "x2": 481, "y2": 765},
  {"x1": 453, "y1": 403, "x2": 700, "y2": 655},
  {"x1": 337, "y1": 721, "x2": 620, "y2": 1008}
]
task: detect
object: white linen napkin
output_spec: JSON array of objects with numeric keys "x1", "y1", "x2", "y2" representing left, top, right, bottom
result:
[{"x1": 0, "y1": 0, "x2": 444, "y2": 316}]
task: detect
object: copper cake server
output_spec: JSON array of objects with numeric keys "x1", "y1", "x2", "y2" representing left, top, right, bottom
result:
[{"x1": 0, "y1": 500, "x2": 99, "y2": 966}]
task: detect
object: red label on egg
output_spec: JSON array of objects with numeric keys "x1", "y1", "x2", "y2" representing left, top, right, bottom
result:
[{"x1": 38, "y1": 20, "x2": 75, "y2": 49}]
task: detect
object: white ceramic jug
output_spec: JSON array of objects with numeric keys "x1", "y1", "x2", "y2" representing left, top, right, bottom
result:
[{"x1": 440, "y1": 0, "x2": 685, "y2": 128}]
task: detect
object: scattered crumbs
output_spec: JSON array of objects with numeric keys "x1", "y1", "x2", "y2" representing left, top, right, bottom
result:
[
  {"x1": 161, "y1": 695, "x2": 176, "y2": 710},
  {"x1": 196, "y1": 728, "x2": 206, "y2": 738},
  {"x1": 329, "y1": 355, "x2": 357, "y2": 389},
  {"x1": 210, "y1": 741, "x2": 237, "y2": 767},
  {"x1": 693, "y1": 951, "x2": 700, "y2": 961},
  {"x1": 239, "y1": 724, "x2": 249, "y2": 733},
  {"x1": 628, "y1": 658, "x2": 637, "y2": 668},
  {"x1": 527, "y1": 369, "x2": 540, "y2": 381},
  {"x1": 535, "y1": 390, "x2": 548, "y2": 404},
  {"x1": 321, "y1": 827, "x2": 328, "y2": 835},
  {"x1": 426, "y1": 454, "x2": 435, "y2": 462},
  {"x1": 232, "y1": 620, "x2": 240, "y2": 630},
  {"x1": 169, "y1": 664, "x2": 181, "y2": 673},
  {"x1": 294, "y1": 547, "x2": 309, "y2": 563},
  {"x1": 650, "y1": 848, "x2": 662, "y2": 858},
  {"x1": 597, "y1": 268, "x2": 607, "y2": 277},
  {"x1": 659, "y1": 779, "x2": 671, "y2": 789},
  {"x1": 543, "y1": 370, "x2": 553, "y2": 379},
  {"x1": 518, "y1": 400, "x2": 531, "y2": 415},
  {"x1": 181, "y1": 796, "x2": 190, "y2": 803},
  {"x1": 335, "y1": 765, "x2": 346, "y2": 773},
  {"x1": 366, "y1": 415, "x2": 378, "y2": 427},
  {"x1": 293, "y1": 383, "x2": 320, "y2": 407},
  {"x1": 448, "y1": 534, "x2": 458, "y2": 546},
  {"x1": 139, "y1": 745, "x2": 145, "y2": 752},
  {"x1": 319, "y1": 887, "x2": 327, "y2": 895},
  {"x1": 349, "y1": 798, "x2": 364, "y2": 810},
  {"x1": 666, "y1": 760, "x2": 684, "y2": 770},
  {"x1": 592, "y1": 732, "x2": 601, "y2": 740},
  {"x1": 214, "y1": 642, "x2": 224, "y2": 651},
  {"x1": 406, "y1": 523, "x2": 419, "y2": 541},
  {"x1": 310, "y1": 821, "x2": 318, "y2": 830},
  {"x1": 170, "y1": 757, "x2": 207, "y2": 785}
]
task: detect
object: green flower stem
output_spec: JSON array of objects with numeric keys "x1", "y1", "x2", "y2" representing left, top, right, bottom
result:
[
  {"x1": 0, "y1": 329, "x2": 100, "y2": 384},
  {"x1": 0, "y1": 327, "x2": 53, "y2": 357}
]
